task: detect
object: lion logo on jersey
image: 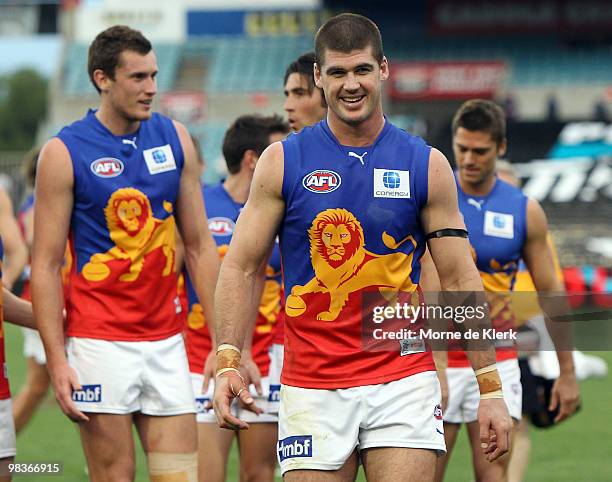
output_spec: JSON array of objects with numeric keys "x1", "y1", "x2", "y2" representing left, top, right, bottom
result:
[
  {"x1": 285, "y1": 208, "x2": 418, "y2": 321},
  {"x1": 82, "y1": 187, "x2": 176, "y2": 282}
]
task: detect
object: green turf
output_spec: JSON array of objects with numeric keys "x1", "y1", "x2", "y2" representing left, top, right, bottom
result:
[{"x1": 5, "y1": 323, "x2": 611, "y2": 481}]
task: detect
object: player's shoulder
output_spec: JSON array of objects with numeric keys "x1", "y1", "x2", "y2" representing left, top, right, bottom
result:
[
  {"x1": 57, "y1": 109, "x2": 96, "y2": 139},
  {"x1": 385, "y1": 121, "x2": 429, "y2": 149},
  {"x1": 495, "y1": 177, "x2": 528, "y2": 200},
  {"x1": 282, "y1": 121, "x2": 324, "y2": 146}
]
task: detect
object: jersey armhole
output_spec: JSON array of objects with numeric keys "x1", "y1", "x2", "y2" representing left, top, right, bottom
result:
[{"x1": 281, "y1": 138, "x2": 298, "y2": 204}]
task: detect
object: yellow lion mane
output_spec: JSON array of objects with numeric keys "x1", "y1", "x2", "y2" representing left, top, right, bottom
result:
[
  {"x1": 104, "y1": 187, "x2": 155, "y2": 251},
  {"x1": 308, "y1": 208, "x2": 367, "y2": 289},
  {"x1": 82, "y1": 187, "x2": 175, "y2": 283}
]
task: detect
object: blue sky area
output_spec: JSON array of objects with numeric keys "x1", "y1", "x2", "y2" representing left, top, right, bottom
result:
[{"x1": 0, "y1": 34, "x2": 61, "y2": 77}]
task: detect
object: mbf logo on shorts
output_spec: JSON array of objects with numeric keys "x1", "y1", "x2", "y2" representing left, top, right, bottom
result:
[
  {"x1": 373, "y1": 169, "x2": 410, "y2": 198},
  {"x1": 195, "y1": 396, "x2": 210, "y2": 413},
  {"x1": 72, "y1": 384, "x2": 102, "y2": 403},
  {"x1": 90, "y1": 158, "x2": 124, "y2": 178},
  {"x1": 302, "y1": 170, "x2": 341, "y2": 193},
  {"x1": 143, "y1": 144, "x2": 177, "y2": 175},
  {"x1": 268, "y1": 384, "x2": 281, "y2": 403},
  {"x1": 277, "y1": 435, "x2": 313, "y2": 462}
]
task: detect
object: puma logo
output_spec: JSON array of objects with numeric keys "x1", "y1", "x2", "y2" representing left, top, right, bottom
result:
[
  {"x1": 122, "y1": 137, "x2": 137, "y2": 150},
  {"x1": 467, "y1": 198, "x2": 484, "y2": 211},
  {"x1": 348, "y1": 151, "x2": 367, "y2": 165}
]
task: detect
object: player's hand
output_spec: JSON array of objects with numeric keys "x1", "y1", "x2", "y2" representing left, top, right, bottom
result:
[
  {"x1": 550, "y1": 371, "x2": 580, "y2": 423},
  {"x1": 48, "y1": 360, "x2": 89, "y2": 423},
  {"x1": 213, "y1": 370, "x2": 263, "y2": 430},
  {"x1": 239, "y1": 349, "x2": 263, "y2": 396},
  {"x1": 477, "y1": 398, "x2": 512, "y2": 462},
  {"x1": 202, "y1": 351, "x2": 217, "y2": 393}
]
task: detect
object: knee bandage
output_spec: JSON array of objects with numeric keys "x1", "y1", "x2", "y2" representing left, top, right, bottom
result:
[{"x1": 147, "y1": 452, "x2": 197, "y2": 482}]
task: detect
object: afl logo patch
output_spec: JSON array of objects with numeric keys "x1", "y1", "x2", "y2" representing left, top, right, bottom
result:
[
  {"x1": 90, "y1": 158, "x2": 124, "y2": 178},
  {"x1": 302, "y1": 170, "x2": 341, "y2": 193},
  {"x1": 208, "y1": 217, "x2": 235, "y2": 236}
]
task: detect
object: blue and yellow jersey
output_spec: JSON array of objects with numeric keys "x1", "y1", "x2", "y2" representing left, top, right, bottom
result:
[
  {"x1": 512, "y1": 234, "x2": 563, "y2": 325},
  {"x1": 279, "y1": 119, "x2": 435, "y2": 389},
  {"x1": 184, "y1": 183, "x2": 281, "y2": 376},
  {"x1": 450, "y1": 176, "x2": 528, "y2": 367},
  {"x1": 58, "y1": 110, "x2": 184, "y2": 341}
]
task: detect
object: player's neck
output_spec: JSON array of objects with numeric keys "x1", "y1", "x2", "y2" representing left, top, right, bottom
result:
[
  {"x1": 326, "y1": 107, "x2": 385, "y2": 147},
  {"x1": 223, "y1": 172, "x2": 251, "y2": 204},
  {"x1": 96, "y1": 104, "x2": 140, "y2": 136},
  {"x1": 459, "y1": 174, "x2": 497, "y2": 197}
]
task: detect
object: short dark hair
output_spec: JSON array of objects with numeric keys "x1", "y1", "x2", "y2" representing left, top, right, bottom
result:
[
  {"x1": 315, "y1": 13, "x2": 384, "y2": 67},
  {"x1": 222, "y1": 114, "x2": 289, "y2": 174},
  {"x1": 452, "y1": 99, "x2": 506, "y2": 146},
  {"x1": 284, "y1": 52, "x2": 316, "y2": 92},
  {"x1": 284, "y1": 52, "x2": 327, "y2": 107},
  {"x1": 88, "y1": 25, "x2": 152, "y2": 94}
]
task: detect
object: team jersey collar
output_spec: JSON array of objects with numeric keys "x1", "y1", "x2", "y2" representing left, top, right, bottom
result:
[
  {"x1": 320, "y1": 116, "x2": 391, "y2": 165},
  {"x1": 455, "y1": 172, "x2": 501, "y2": 206},
  {"x1": 218, "y1": 181, "x2": 245, "y2": 211},
  {"x1": 87, "y1": 109, "x2": 142, "y2": 154}
]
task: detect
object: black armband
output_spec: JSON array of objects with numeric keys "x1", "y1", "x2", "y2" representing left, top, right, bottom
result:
[{"x1": 426, "y1": 228, "x2": 469, "y2": 240}]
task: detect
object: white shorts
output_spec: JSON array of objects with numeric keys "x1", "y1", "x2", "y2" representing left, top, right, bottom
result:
[
  {"x1": 444, "y1": 358, "x2": 522, "y2": 424},
  {"x1": 190, "y1": 373, "x2": 278, "y2": 424},
  {"x1": 67, "y1": 334, "x2": 195, "y2": 416},
  {"x1": 23, "y1": 327, "x2": 46, "y2": 365},
  {"x1": 0, "y1": 398, "x2": 16, "y2": 458},
  {"x1": 277, "y1": 371, "x2": 445, "y2": 475},
  {"x1": 266, "y1": 344, "x2": 283, "y2": 415}
]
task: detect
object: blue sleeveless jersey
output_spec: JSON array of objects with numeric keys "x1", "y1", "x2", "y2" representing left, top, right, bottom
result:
[
  {"x1": 57, "y1": 110, "x2": 184, "y2": 341},
  {"x1": 279, "y1": 119, "x2": 436, "y2": 388},
  {"x1": 450, "y1": 177, "x2": 528, "y2": 367},
  {"x1": 184, "y1": 183, "x2": 281, "y2": 375}
]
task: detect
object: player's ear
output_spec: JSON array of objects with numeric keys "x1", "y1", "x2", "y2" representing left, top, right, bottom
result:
[
  {"x1": 314, "y1": 63, "x2": 323, "y2": 89},
  {"x1": 93, "y1": 69, "x2": 111, "y2": 93},
  {"x1": 380, "y1": 56, "x2": 389, "y2": 81},
  {"x1": 497, "y1": 138, "x2": 507, "y2": 158}
]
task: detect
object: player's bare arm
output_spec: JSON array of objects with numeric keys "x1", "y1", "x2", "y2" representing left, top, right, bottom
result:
[
  {"x1": 213, "y1": 141, "x2": 284, "y2": 430},
  {"x1": 421, "y1": 148, "x2": 512, "y2": 461},
  {"x1": 522, "y1": 198, "x2": 579, "y2": 423},
  {"x1": 238, "y1": 258, "x2": 269, "y2": 395},
  {"x1": 0, "y1": 188, "x2": 28, "y2": 290},
  {"x1": 3, "y1": 287, "x2": 35, "y2": 329},
  {"x1": 31, "y1": 137, "x2": 88, "y2": 423},
  {"x1": 174, "y1": 120, "x2": 221, "y2": 340}
]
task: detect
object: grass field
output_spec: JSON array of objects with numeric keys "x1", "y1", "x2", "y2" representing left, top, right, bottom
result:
[{"x1": 5, "y1": 323, "x2": 612, "y2": 481}]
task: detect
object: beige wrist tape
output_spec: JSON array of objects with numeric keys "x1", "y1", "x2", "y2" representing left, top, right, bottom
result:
[
  {"x1": 216, "y1": 343, "x2": 241, "y2": 354},
  {"x1": 217, "y1": 347, "x2": 241, "y2": 374},
  {"x1": 216, "y1": 367, "x2": 241, "y2": 377},
  {"x1": 480, "y1": 390, "x2": 504, "y2": 400},
  {"x1": 475, "y1": 364, "x2": 503, "y2": 396}
]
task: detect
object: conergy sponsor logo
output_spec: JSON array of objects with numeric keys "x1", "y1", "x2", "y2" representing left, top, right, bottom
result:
[
  {"x1": 302, "y1": 170, "x2": 341, "y2": 193},
  {"x1": 277, "y1": 435, "x2": 312, "y2": 462}
]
